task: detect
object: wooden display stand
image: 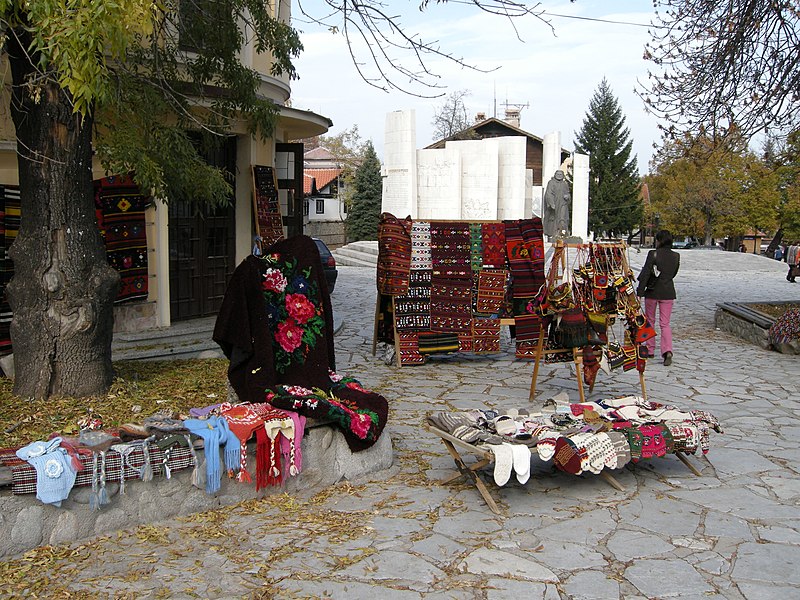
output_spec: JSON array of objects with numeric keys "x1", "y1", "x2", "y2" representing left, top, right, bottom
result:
[{"x1": 527, "y1": 240, "x2": 648, "y2": 402}]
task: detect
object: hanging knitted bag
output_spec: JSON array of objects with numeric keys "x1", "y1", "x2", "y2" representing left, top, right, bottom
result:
[{"x1": 554, "y1": 308, "x2": 589, "y2": 348}]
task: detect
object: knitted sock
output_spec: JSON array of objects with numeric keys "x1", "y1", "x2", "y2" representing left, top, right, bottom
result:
[
  {"x1": 489, "y1": 444, "x2": 513, "y2": 486},
  {"x1": 511, "y1": 443, "x2": 531, "y2": 484}
]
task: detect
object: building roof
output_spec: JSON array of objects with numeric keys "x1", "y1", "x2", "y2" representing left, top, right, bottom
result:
[
  {"x1": 304, "y1": 147, "x2": 335, "y2": 161},
  {"x1": 424, "y1": 117, "x2": 569, "y2": 154},
  {"x1": 304, "y1": 168, "x2": 341, "y2": 195}
]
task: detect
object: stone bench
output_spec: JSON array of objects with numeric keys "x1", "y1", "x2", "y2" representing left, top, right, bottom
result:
[{"x1": 0, "y1": 423, "x2": 393, "y2": 559}]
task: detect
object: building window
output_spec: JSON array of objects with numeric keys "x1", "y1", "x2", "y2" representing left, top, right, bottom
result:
[
  {"x1": 303, "y1": 199, "x2": 309, "y2": 216},
  {"x1": 316, "y1": 198, "x2": 325, "y2": 214}
]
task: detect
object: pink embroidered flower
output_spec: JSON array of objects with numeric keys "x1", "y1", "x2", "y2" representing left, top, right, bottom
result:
[
  {"x1": 346, "y1": 381, "x2": 367, "y2": 392},
  {"x1": 285, "y1": 293, "x2": 316, "y2": 324},
  {"x1": 262, "y1": 269, "x2": 288, "y2": 293},
  {"x1": 350, "y1": 412, "x2": 373, "y2": 439},
  {"x1": 275, "y1": 319, "x2": 303, "y2": 353},
  {"x1": 328, "y1": 370, "x2": 343, "y2": 382}
]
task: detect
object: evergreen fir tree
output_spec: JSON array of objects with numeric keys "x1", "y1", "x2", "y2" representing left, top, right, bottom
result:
[
  {"x1": 575, "y1": 79, "x2": 642, "y2": 237},
  {"x1": 346, "y1": 141, "x2": 383, "y2": 241}
]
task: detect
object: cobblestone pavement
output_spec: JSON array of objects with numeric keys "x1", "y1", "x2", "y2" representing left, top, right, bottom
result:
[{"x1": 3, "y1": 249, "x2": 799, "y2": 599}]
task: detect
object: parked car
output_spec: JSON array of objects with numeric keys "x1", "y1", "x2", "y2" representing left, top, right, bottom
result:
[
  {"x1": 672, "y1": 237, "x2": 698, "y2": 249},
  {"x1": 313, "y1": 237, "x2": 338, "y2": 294}
]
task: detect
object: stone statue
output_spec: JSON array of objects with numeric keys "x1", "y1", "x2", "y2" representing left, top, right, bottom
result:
[{"x1": 543, "y1": 169, "x2": 571, "y2": 238}]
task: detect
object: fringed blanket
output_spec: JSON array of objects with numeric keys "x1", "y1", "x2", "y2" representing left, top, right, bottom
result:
[{"x1": 213, "y1": 235, "x2": 388, "y2": 451}]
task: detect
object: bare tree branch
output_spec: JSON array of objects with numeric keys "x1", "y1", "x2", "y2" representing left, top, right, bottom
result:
[
  {"x1": 295, "y1": 0, "x2": 550, "y2": 98},
  {"x1": 638, "y1": 0, "x2": 800, "y2": 142}
]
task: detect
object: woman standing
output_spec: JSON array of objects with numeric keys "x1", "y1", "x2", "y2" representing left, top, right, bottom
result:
[
  {"x1": 786, "y1": 242, "x2": 799, "y2": 283},
  {"x1": 636, "y1": 230, "x2": 681, "y2": 366}
]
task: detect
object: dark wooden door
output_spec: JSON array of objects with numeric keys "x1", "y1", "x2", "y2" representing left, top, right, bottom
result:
[{"x1": 168, "y1": 137, "x2": 236, "y2": 321}]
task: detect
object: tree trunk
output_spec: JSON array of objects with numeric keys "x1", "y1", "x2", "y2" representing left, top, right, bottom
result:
[{"x1": 5, "y1": 30, "x2": 120, "y2": 398}]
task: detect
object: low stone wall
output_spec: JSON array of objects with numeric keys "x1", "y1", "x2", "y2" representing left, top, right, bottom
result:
[
  {"x1": 714, "y1": 307, "x2": 771, "y2": 349},
  {"x1": 0, "y1": 426, "x2": 393, "y2": 559},
  {"x1": 113, "y1": 300, "x2": 157, "y2": 333}
]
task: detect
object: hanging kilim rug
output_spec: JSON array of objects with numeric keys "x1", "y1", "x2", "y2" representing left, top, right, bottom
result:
[
  {"x1": 94, "y1": 175, "x2": 150, "y2": 303},
  {"x1": 0, "y1": 185, "x2": 19, "y2": 356}
]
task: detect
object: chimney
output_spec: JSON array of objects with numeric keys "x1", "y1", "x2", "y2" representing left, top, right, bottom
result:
[
  {"x1": 475, "y1": 112, "x2": 486, "y2": 122},
  {"x1": 504, "y1": 108, "x2": 520, "y2": 128}
]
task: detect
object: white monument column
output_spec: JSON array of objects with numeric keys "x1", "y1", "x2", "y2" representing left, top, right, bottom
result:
[
  {"x1": 382, "y1": 110, "x2": 417, "y2": 218},
  {"x1": 542, "y1": 131, "x2": 562, "y2": 186},
  {"x1": 572, "y1": 152, "x2": 590, "y2": 240}
]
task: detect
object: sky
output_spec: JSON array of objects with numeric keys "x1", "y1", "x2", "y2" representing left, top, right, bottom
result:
[{"x1": 290, "y1": 0, "x2": 660, "y2": 174}]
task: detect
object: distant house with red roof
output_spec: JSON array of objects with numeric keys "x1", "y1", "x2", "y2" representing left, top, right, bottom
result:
[{"x1": 303, "y1": 147, "x2": 347, "y2": 247}]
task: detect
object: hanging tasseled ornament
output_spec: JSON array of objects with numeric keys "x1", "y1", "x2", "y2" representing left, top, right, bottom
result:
[
  {"x1": 186, "y1": 435, "x2": 202, "y2": 489},
  {"x1": 140, "y1": 440, "x2": 153, "y2": 482},
  {"x1": 89, "y1": 452, "x2": 100, "y2": 511},
  {"x1": 97, "y1": 450, "x2": 110, "y2": 506}
]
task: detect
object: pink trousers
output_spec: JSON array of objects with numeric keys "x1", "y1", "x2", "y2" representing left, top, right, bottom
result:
[{"x1": 644, "y1": 298, "x2": 674, "y2": 357}]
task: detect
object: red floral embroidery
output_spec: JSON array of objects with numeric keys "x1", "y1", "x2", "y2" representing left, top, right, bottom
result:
[
  {"x1": 262, "y1": 268, "x2": 288, "y2": 293},
  {"x1": 286, "y1": 293, "x2": 316, "y2": 324},
  {"x1": 276, "y1": 319, "x2": 303, "y2": 352}
]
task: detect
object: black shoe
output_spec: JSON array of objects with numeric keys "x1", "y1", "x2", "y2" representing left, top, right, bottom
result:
[{"x1": 663, "y1": 351, "x2": 673, "y2": 366}]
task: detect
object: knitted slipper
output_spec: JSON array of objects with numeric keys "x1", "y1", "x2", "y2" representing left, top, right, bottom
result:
[
  {"x1": 489, "y1": 443, "x2": 513, "y2": 486},
  {"x1": 493, "y1": 416, "x2": 517, "y2": 436},
  {"x1": 536, "y1": 432, "x2": 561, "y2": 462},
  {"x1": 511, "y1": 443, "x2": 531, "y2": 484},
  {"x1": 606, "y1": 431, "x2": 631, "y2": 469},
  {"x1": 553, "y1": 436, "x2": 583, "y2": 475}
]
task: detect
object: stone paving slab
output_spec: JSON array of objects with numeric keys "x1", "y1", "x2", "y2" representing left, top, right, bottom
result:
[{"x1": 1, "y1": 248, "x2": 799, "y2": 599}]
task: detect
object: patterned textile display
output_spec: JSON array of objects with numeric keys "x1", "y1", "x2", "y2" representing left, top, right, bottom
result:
[
  {"x1": 431, "y1": 221, "x2": 471, "y2": 279},
  {"x1": 472, "y1": 318, "x2": 501, "y2": 353},
  {"x1": 375, "y1": 214, "x2": 547, "y2": 365},
  {"x1": 430, "y1": 277, "x2": 472, "y2": 333},
  {"x1": 458, "y1": 332, "x2": 474, "y2": 352},
  {"x1": 377, "y1": 213, "x2": 412, "y2": 295},
  {"x1": 514, "y1": 313, "x2": 545, "y2": 343},
  {"x1": 418, "y1": 332, "x2": 460, "y2": 354},
  {"x1": 476, "y1": 269, "x2": 508, "y2": 315},
  {"x1": 252, "y1": 165, "x2": 284, "y2": 247},
  {"x1": 768, "y1": 308, "x2": 800, "y2": 345},
  {"x1": 410, "y1": 221, "x2": 432, "y2": 270},
  {"x1": 213, "y1": 235, "x2": 388, "y2": 451},
  {"x1": 481, "y1": 222, "x2": 506, "y2": 268},
  {"x1": 394, "y1": 269, "x2": 432, "y2": 332},
  {"x1": 397, "y1": 332, "x2": 425, "y2": 365},
  {"x1": 515, "y1": 340, "x2": 540, "y2": 359},
  {"x1": 258, "y1": 252, "x2": 327, "y2": 374},
  {"x1": 470, "y1": 222, "x2": 483, "y2": 271},
  {"x1": 1, "y1": 443, "x2": 192, "y2": 496},
  {"x1": 428, "y1": 396, "x2": 722, "y2": 480},
  {"x1": 94, "y1": 175, "x2": 150, "y2": 303},
  {"x1": 0, "y1": 185, "x2": 19, "y2": 356},
  {"x1": 265, "y1": 373, "x2": 387, "y2": 452},
  {"x1": 504, "y1": 218, "x2": 546, "y2": 300}
]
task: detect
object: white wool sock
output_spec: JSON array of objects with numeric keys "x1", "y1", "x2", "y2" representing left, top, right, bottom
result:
[
  {"x1": 490, "y1": 444, "x2": 513, "y2": 487},
  {"x1": 511, "y1": 443, "x2": 531, "y2": 484}
]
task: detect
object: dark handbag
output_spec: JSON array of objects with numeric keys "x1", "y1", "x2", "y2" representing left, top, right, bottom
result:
[{"x1": 554, "y1": 307, "x2": 589, "y2": 348}]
